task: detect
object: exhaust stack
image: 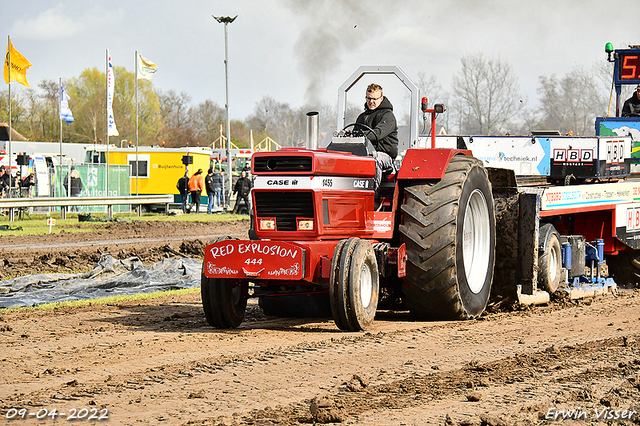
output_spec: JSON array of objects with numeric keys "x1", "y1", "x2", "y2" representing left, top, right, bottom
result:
[{"x1": 306, "y1": 111, "x2": 319, "y2": 150}]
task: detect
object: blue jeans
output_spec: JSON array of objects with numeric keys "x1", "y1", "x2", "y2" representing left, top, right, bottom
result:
[
  {"x1": 181, "y1": 193, "x2": 189, "y2": 213},
  {"x1": 374, "y1": 151, "x2": 394, "y2": 191},
  {"x1": 215, "y1": 188, "x2": 223, "y2": 207},
  {"x1": 207, "y1": 193, "x2": 215, "y2": 214}
]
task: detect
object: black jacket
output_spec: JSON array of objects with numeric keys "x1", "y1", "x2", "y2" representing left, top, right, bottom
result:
[
  {"x1": 355, "y1": 96, "x2": 399, "y2": 158},
  {"x1": 205, "y1": 173, "x2": 215, "y2": 193},
  {"x1": 234, "y1": 176, "x2": 252, "y2": 196},
  {"x1": 176, "y1": 175, "x2": 189, "y2": 196},
  {"x1": 212, "y1": 172, "x2": 223, "y2": 189},
  {"x1": 63, "y1": 173, "x2": 83, "y2": 197},
  {"x1": 622, "y1": 92, "x2": 640, "y2": 117},
  {"x1": 0, "y1": 173, "x2": 9, "y2": 191}
]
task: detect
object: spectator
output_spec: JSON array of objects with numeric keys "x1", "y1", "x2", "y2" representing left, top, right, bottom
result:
[
  {"x1": 19, "y1": 172, "x2": 35, "y2": 196},
  {"x1": 232, "y1": 170, "x2": 252, "y2": 214},
  {"x1": 63, "y1": 167, "x2": 83, "y2": 197},
  {"x1": 63, "y1": 167, "x2": 83, "y2": 212},
  {"x1": 176, "y1": 171, "x2": 189, "y2": 213},
  {"x1": 205, "y1": 168, "x2": 216, "y2": 214},
  {"x1": 188, "y1": 168, "x2": 204, "y2": 213},
  {"x1": 0, "y1": 166, "x2": 9, "y2": 197},
  {"x1": 212, "y1": 169, "x2": 224, "y2": 208},
  {"x1": 622, "y1": 84, "x2": 640, "y2": 117},
  {"x1": 12, "y1": 172, "x2": 20, "y2": 190}
]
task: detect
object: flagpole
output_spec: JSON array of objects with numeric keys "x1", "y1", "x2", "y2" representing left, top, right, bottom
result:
[
  {"x1": 105, "y1": 49, "x2": 109, "y2": 196},
  {"x1": 135, "y1": 50, "x2": 139, "y2": 197},
  {"x1": 7, "y1": 35, "x2": 12, "y2": 196},
  {"x1": 59, "y1": 77, "x2": 63, "y2": 198}
]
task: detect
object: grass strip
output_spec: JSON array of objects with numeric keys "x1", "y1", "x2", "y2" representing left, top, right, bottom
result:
[{"x1": 0, "y1": 212, "x2": 245, "y2": 236}]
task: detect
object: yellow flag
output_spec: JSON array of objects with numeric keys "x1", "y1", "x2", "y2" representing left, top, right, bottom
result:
[{"x1": 4, "y1": 39, "x2": 32, "y2": 87}]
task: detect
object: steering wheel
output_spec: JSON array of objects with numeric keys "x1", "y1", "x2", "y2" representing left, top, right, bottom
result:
[{"x1": 341, "y1": 123, "x2": 376, "y2": 140}]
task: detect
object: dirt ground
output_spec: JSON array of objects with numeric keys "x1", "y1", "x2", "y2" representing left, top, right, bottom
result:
[
  {"x1": 1, "y1": 219, "x2": 640, "y2": 425},
  {"x1": 0, "y1": 219, "x2": 250, "y2": 279}
]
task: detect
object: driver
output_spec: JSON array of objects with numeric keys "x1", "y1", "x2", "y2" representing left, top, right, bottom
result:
[{"x1": 355, "y1": 83, "x2": 398, "y2": 191}]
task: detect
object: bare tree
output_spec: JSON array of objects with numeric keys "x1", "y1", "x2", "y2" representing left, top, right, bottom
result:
[
  {"x1": 25, "y1": 79, "x2": 59, "y2": 141},
  {"x1": 156, "y1": 89, "x2": 194, "y2": 147},
  {"x1": 452, "y1": 54, "x2": 524, "y2": 135},
  {"x1": 536, "y1": 63, "x2": 611, "y2": 135},
  {"x1": 190, "y1": 100, "x2": 225, "y2": 146},
  {"x1": 414, "y1": 71, "x2": 450, "y2": 135},
  {"x1": 246, "y1": 96, "x2": 298, "y2": 146}
]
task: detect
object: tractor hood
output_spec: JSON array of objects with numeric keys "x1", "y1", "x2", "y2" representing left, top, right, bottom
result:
[{"x1": 252, "y1": 147, "x2": 375, "y2": 178}]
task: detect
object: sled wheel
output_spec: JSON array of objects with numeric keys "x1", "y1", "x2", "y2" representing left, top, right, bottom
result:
[
  {"x1": 399, "y1": 155, "x2": 495, "y2": 319},
  {"x1": 606, "y1": 251, "x2": 640, "y2": 289},
  {"x1": 538, "y1": 223, "x2": 562, "y2": 293}
]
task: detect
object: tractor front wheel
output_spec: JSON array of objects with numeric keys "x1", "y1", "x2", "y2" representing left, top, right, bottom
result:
[
  {"x1": 201, "y1": 272, "x2": 247, "y2": 328},
  {"x1": 330, "y1": 238, "x2": 379, "y2": 331}
]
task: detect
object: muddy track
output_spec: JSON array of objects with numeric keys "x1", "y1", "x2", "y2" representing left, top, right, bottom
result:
[
  {"x1": 0, "y1": 219, "x2": 250, "y2": 279},
  {"x1": 1, "y1": 290, "x2": 639, "y2": 425},
  {"x1": 1, "y1": 218, "x2": 640, "y2": 425}
]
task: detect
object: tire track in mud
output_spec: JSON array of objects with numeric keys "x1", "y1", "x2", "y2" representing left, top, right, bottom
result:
[
  {"x1": 1, "y1": 293, "x2": 639, "y2": 425},
  {"x1": 220, "y1": 336, "x2": 640, "y2": 426}
]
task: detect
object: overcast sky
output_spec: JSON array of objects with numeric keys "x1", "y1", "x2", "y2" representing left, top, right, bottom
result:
[{"x1": 5, "y1": 0, "x2": 639, "y2": 124}]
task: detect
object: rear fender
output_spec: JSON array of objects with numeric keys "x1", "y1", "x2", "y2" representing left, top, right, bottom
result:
[{"x1": 397, "y1": 149, "x2": 472, "y2": 180}]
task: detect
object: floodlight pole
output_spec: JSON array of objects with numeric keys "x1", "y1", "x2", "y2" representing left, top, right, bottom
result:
[{"x1": 213, "y1": 14, "x2": 237, "y2": 209}]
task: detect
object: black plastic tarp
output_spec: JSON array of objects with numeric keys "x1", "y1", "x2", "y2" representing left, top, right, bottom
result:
[{"x1": 0, "y1": 255, "x2": 202, "y2": 309}]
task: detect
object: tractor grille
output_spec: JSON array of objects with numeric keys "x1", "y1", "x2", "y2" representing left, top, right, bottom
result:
[
  {"x1": 254, "y1": 191, "x2": 314, "y2": 231},
  {"x1": 253, "y1": 156, "x2": 313, "y2": 173}
]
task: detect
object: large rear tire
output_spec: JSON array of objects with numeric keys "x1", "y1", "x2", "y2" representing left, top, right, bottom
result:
[
  {"x1": 399, "y1": 155, "x2": 495, "y2": 319},
  {"x1": 538, "y1": 223, "x2": 562, "y2": 293},
  {"x1": 606, "y1": 251, "x2": 640, "y2": 289},
  {"x1": 330, "y1": 238, "x2": 379, "y2": 331}
]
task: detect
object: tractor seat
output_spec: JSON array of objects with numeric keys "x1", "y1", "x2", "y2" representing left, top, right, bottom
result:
[{"x1": 326, "y1": 136, "x2": 377, "y2": 157}]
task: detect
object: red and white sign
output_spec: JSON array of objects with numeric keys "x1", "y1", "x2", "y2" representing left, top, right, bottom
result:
[
  {"x1": 552, "y1": 149, "x2": 593, "y2": 163},
  {"x1": 204, "y1": 240, "x2": 305, "y2": 280},
  {"x1": 605, "y1": 140, "x2": 625, "y2": 164}
]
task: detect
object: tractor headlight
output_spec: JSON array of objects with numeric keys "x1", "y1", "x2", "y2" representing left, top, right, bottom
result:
[
  {"x1": 297, "y1": 219, "x2": 314, "y2": 231},
  {"x1": 259, "y1": 219, "x2": 276, "y2": 230}
]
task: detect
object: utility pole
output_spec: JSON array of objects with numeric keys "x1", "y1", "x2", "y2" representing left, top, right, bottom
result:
[{"x1": 212, "y1": 14, "x2": 237, "y2": 209}]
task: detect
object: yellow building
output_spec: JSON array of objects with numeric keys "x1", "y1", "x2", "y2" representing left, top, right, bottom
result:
[{"x1": 85, "y1": 146, "x2": 214, "y2": 200}]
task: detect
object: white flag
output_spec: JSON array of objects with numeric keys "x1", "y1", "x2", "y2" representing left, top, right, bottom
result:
[
  {"x1": 60, "y1": 85, "x2": 74, "y2": 124},
  {"x1": 107, "y1": 49, "x2": 119, "y2": 136},
  {"x1": 137, "y1": 54, "x2": 157, "y2": 80}
]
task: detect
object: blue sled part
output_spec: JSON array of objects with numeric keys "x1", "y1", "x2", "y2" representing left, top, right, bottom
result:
[{"x1": 564, "y1": 276, "x2": 617, "y2": 297}]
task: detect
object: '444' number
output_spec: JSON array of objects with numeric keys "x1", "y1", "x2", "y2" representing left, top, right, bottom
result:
[{"x1": 244, "y1": 258, "x2": 263, "y2": 265}]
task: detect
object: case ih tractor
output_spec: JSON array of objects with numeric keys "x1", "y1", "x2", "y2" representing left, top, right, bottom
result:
[{"x1": 202, "y1": 63, "x2": 640, "y2": 331}]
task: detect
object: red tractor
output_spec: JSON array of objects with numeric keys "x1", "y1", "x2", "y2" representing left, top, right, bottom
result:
[{"x1": 202, "y1": 67, "x2": 496, "y2": 331}]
